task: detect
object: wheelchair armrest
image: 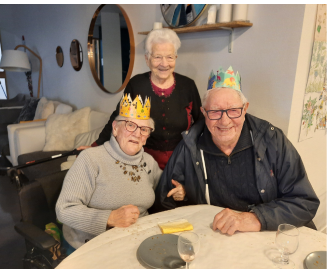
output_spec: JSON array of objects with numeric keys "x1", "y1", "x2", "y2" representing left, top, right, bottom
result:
[{"x1": 14, "y1": 222, "x2": 58, "y2": 251}]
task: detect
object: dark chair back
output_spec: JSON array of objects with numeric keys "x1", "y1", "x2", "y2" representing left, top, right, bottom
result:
[{"x1": 18, "y1": 171, "x2": 68, "y2": 229}]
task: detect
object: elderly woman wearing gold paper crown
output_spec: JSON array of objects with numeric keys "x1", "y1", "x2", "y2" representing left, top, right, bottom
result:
[
  {"x1": 154, "y1": 66, "x2": 319, "y2": 234},
  {"x1": 56, "y1": 94, "x2": 165, "y2": 251},
  {"x1": 77, "y1": 28, "x2": 203, "y2": 171}
]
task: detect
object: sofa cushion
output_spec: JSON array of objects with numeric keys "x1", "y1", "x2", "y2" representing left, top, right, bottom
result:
[
  {"x1": 43, "y1": 107, "x2": 91, "y2": 152},
  {"x1": 15, "y1": 97, "x2": 40, "y2": 123},
  {"x1": 34, "y1": 97, "x2": 55, "y2": 120},
  {"x1": 74, "y1": 126, "x2": 104, "y2": 148},
  {"x1": 55, "y1": 103, "x2": 73, "y2": 115}
]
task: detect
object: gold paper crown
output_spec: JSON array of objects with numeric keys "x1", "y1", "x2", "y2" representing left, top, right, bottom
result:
[{"x1": 119, "y1": 94, "x2": 151, "y2": 120}]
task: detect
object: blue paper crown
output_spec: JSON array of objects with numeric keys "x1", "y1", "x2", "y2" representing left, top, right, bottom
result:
[{"x1": 207, "y1": 66, "x2": 241, "y2": 92}]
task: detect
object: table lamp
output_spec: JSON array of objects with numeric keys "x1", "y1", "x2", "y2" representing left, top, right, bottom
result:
[{"x1": 0, "y1": 45, "x2": 42, "y2": 98}]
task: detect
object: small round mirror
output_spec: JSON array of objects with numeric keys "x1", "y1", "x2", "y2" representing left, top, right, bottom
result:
[
  {"x1": 56, "y1": 46, "x2": 64, "y2": 67},
  {"x1": 70, "y1": 39, "x2": 83, "y2": 71},
  {"x1": 160, "y1": 4, "x2": 208, "y2": 28}
]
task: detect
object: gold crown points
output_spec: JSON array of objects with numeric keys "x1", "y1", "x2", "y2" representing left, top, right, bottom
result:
[{"x1": 120, "y1": 94, "x2": 151, "y2": 120}]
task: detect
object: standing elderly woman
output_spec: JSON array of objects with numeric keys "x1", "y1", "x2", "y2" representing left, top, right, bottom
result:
[
  {"x1": 78, "y1": 28, "x2": 203, "y2": 171},
  {"x1": 56, "y1": 94, "x2": 163, "y2": 252}
]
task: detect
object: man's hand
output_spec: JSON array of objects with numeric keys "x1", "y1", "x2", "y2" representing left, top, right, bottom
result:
[
  {"x1": 77, "y1": 146, "x2": 91, "y2": 151},
  {"x1": 167, "y1": 179, "x2": 186, "y2": 201},
  {"x1": 212, "y1": 208, "x2": 261, "y2": 235},
  {"x1": 107, "y1": 205, "x2": 140, "y2": 228}
]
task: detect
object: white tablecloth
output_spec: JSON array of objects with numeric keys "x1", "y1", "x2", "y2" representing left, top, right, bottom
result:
[{"x1": 56, "y1": 205, "x2": 326, "y2": 269}]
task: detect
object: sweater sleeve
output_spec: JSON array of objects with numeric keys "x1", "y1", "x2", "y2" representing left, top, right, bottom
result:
[{"x1": 55, "y1": 150, "x2": 112, "y2": 236}]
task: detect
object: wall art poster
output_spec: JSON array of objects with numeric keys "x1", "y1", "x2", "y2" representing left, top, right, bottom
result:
[{"x1": 299, "y1": 4, "x2": 326, "y2": 142}]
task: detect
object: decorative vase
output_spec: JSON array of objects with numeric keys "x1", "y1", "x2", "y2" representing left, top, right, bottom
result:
[
  {"x1": 207, "y1": 5, "x2": 217, "y2": 24},
  {"x1": 232, "y1": 4, "x2": 248, "y2": 21},
  {"x1": 218, "y1": 4, "x2": 232, "y2": 23},
  {"x1": 153, "y1": 22, "x2": 163, "y2": 30}
]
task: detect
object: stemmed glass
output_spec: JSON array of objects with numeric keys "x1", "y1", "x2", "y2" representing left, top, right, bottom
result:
[
  {"x1": 178, "y1": 232, "x2": 200, "y2": 269},
  {"x1": 273, "y1": 224, "x2": 299, "y2": 269}
]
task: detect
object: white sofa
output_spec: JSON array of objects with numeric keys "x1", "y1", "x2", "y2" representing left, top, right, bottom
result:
[
  {"x1": 7, "y1": 110, "x2": 110, "y2": 166},
  {"x1": 7, "y1": 101, "x2": 73, "y2": 166}
]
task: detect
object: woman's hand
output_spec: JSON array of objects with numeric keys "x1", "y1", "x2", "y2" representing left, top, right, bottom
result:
[
  {"x1": 167, "y1": 179, "x2": 185, "y2": 201},
  {"x1": 107, "y1": 205, "x2": 140, "y2": 228},
  {"x1": 77, "y1": 146, "x2": 91, "y2": 151}
]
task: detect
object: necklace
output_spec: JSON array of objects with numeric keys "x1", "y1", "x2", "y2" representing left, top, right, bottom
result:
[{"x1": 149, "y1": 72, "x2": 176, "y2": 98}]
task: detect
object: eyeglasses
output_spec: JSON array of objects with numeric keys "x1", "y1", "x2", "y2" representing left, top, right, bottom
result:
[
  {"x1": 117, "y1": 120, "x2": 153, "y2": 136},
  {"x1": 203, "y1": 105, "x2": 244, "y2": 120},
  {"x1": 150, "y1": 54, "x2": 176, "y2": 63}
]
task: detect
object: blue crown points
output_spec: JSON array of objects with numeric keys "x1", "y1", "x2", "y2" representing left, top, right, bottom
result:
[
  {"x1": 207, "y1": 66, "x2": 242, "y2": 92},
  {"x1": 207, "y1": 70, "x2": 216, "y2": 90}
]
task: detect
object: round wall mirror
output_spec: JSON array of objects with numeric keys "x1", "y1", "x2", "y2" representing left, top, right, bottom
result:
[
  {"x1": 56, "y1": 46, "x2": 64, "y2": 67},
  {"x1": 160, "y1": 4, "x2": 208, "y2": 28},
  {"x1": 88, "y1": 4, "x2": 135, "y2": 93},
  {"x1": 70, "y1": 39, "x2": 83, "y2": 71}
]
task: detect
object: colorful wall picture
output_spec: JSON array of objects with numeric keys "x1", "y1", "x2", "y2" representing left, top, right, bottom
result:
[{"x1": 299, "y1": 4, "x2": 326, "y2": 141}]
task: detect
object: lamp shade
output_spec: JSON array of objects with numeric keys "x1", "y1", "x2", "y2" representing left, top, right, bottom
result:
[{"x1": 0, "y1": 50, "x2": 31, "y2": 72}]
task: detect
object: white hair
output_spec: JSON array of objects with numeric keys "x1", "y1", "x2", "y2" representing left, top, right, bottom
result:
[
  {"x1": 144, "y1": 28, "x2": 181, "y2": 58},
  {"x1": 202, "y1": 88, "x2": 248, "y2": 109},
  {"x1": 114, "y1": 115, "x2": 155, "y2": 132}
]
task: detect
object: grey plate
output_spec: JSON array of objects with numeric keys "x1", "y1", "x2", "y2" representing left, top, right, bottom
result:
[
  {"x1": 304, "y1": 251, "x2": 327, "y2": 269},
  {"x1": 137, "y1": 234, "x2": 186, "y2": 269}
]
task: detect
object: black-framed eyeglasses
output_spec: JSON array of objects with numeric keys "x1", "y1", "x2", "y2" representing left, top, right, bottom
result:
[
  {"x1": 203, "y1": 105, "x2": 244, "y2": 120},
  {"x1": 117, "y1": 120, "x2": 153, "y2": 136}
]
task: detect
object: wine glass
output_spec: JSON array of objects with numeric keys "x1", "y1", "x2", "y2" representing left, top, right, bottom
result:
[
  {"x1": 178, "y1": 232, "x2": 200, "y2": 269},
  {"x1": 273, "y1": 224, "x2": 299, "y2": 269}
]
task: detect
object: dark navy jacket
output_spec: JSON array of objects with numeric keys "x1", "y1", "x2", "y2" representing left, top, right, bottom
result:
[{"x1": 154, "y1": 114, "x2": 319, "y2": 230}]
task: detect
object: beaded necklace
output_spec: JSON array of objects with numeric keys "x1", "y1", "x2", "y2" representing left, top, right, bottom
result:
[{"x1": 149, "y1": 72, "x2": 176, "y2": 98}]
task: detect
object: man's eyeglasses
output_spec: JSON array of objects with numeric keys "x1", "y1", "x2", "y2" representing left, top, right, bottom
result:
[
  {"x1": 203, "y1": 105, "x2": 244, "y2": 120},
  {"x1": 151, "y1": 54, "x2": 176, "y2": 63},
  {"x1": 117, "y1": 120, "x2": 153, "y2": 136}
]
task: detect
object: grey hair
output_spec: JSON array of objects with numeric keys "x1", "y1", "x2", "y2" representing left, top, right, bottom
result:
[
  {"x1": 114, "y1": 115, "x2": 155, "y2": 132},
  {"x1": 202, "y1": 88, "x2": 248, "y2": 109},
  {"x1": 144, "y1": 28, "x2": 181, "y2": 58}
]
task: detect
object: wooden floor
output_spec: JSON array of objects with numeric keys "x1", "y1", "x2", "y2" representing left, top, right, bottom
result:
[{"x1": 0, "y1": 174, "x2": 25, "y2": 269}]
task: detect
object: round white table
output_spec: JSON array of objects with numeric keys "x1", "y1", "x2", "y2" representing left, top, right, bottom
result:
[{"x1": 56, "y1": 205, "x2": 326, "y2": 269}]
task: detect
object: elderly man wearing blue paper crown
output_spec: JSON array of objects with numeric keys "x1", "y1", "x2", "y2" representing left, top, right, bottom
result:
[{"x1": 154, "y1": 66, "x2": 319, "y2": 234}]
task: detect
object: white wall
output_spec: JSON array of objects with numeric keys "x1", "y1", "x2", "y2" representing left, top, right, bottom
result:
[
  {"x1": 288, "y1": 4, "x2": 326, "y2": 232},
  {"x1": 0, "y1": 4, "x2": 325, "y2": 230},
  {"x1": 0, "y1": 4, "x2": 305, "y2": 134}
]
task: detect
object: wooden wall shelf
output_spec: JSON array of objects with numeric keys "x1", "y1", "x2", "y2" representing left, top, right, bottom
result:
[{"x1": 138, "y1": 21, "x2": 253, "y2": 35}]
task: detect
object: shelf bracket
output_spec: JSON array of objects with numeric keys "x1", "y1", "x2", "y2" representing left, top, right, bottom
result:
[{"x1": 220, "y1": 27, "x2": 234, "y2": 53}]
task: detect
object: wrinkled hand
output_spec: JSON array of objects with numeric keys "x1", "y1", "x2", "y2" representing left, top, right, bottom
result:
[
  {"x1": 107, "y1": 205, "x2": 140, "y2": 228},
  {"x1": 77, "y1": 146, "x2": 91, "y2": 151},
  {"x1": 212, "y1": 208, "x2": 261, "y2": 235},
  {"x1": 167, "y1": 179, "x2": 185, "y2": 201}
]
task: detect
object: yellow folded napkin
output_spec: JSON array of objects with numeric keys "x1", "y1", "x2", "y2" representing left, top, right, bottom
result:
[{"x1": 158, "y1": 219, "x2": 193, "y2": 234}]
